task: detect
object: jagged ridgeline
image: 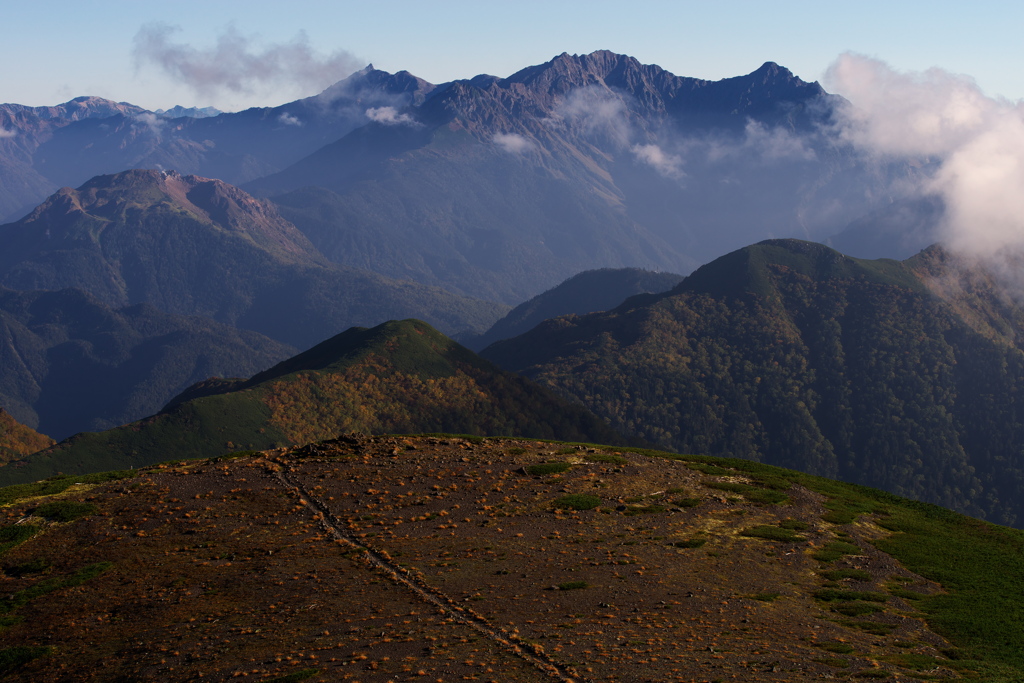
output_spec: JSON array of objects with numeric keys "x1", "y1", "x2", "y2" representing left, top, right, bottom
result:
[
  {"x1": 483, "y1": 239, "x2": 1024, "y2": 527},
  {"x1": 0, "y1": 320, "x2": 623, "y2": 484}
]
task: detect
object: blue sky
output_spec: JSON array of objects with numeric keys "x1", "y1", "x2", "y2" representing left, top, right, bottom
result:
[{"x1": 6, "y1": 0, "x2": 1023, "y2": 111}]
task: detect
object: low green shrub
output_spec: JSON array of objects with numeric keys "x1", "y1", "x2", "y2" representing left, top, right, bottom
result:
[
  {"x1": 751, "y1": 475, "x2": 792, "y2": 490},
  {"x1": 687, "y1": 463, "x2": 734, "y2": 476},
  {"x1": 556, "y1": 580, "x2": 588, "y2": 591},
  {"x1": 553, "y1": 494, "x2": 601, "y2": 511},
  {"x1": 779, "y1": 519, "x2": 810, "y2": 530},
  {"x1": 0, "y1": 646, "x2": 52, "y2": 675},
  {"x1": 743, "y1": 489, "x2": 790, "y2": 505},
  {"x1": 812, "y1": 540, "x2": 862, "y2": 563},
  {"x1": 888, "y1": 587, "x2": 925, "y2": 601},
  {"x1": 706, "y1": 482, "x2": 752, "y2": 493},
  {"x1": 526, "y1": 462, "x2": 571, "y2": 476},
  {"x1": 749, "y1": 592, "x2": 780, "y2": 602},
  {"x1": 831, "y1": 602, "x2": 886, "y2": 617},
  {"x1": 0, "y1": 470, "x2": 134, "y2": 506},
  {"x1": 672, "y1": 538, "x2": 707, "y2": 549},
  {"x1": 816, "y1": 642, "x2": 855, "y2": 654},
  {"x1": 0, "y1": 526, "x2": 40, "y2": 558},
  {"x1": 585, "y1": 453, "x2": 627, "y2": 465},
  {"x1": 814, "y1": 657, "x2": 850, "y2": 668},
  {"x1": 623, "y1": 504, "x2": 666, "y2": 516},
  {"x1": 672, "y1": 497, "x2": 701, "y2": 508},
  {"x1": 33, "y1": 501, "x2": 97, "y2": 523},
  {"x1": 1, "y1": 562, "x2": 113, "y2": 614},
  {"x1": 838, "y1": 620, "x2": 895, "y2": 636},
  {"x1": 820, "y1": 568, "x2": 871, "y2": 582},
  {"x1": 814, "y1": 589, "x2": 889, "y2": 603}
]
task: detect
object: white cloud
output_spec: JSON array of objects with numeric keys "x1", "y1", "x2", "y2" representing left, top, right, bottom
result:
[
  {"x1": 132, "y1": 22, "x2": 360, "y2": 101},
  {"x1": 278, "y1": 112, "x2": 302, "y2": 126},
  {"x1": 365, "y1": 106, "x2": 419, "y2": 127},
  {"x1": 493, "y1": 132, "x2": 535, "y2": 154},
  {"x1": 0, "y1": 127, "x2": 15, "y2": 139},
  {"x1": 742, "y1": 121, "x2": 816, "y2": 161},
  {"x1": 548, "y1": 86, "x2": 632, "y2": 147},
  {"x1": 631, "y1": 143, "x2": 684, "y2": 179},
  {"x1": 133, "y1": 112, "x2": 165, "y2": 137},
  {"x1": 703, "y1": 121, "x2": 815, "y2": 164},
  {"x1": 826, "y1": 52, "x2": 1024, "y2": 259}
]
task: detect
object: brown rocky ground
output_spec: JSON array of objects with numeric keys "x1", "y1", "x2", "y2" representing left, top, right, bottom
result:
[{"x1": 0, "y1": 435, "x2": 958, "y2": 681}]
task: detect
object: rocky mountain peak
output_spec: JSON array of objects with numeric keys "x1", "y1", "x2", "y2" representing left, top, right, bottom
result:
[{"x1": 10, "y1": 169, "x2": 323, "y2": 265}]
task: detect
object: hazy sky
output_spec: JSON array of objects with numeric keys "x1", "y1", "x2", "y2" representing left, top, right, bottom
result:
[{"x1": 6, "y1": 0, "x2": 1022, "y2": 111}]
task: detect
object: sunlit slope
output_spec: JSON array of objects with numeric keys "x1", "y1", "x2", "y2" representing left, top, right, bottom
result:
[
  {"x1": 0, "y1": 320, "x2": 624, "y2": 485},
  {"x1": 0, "y1": 435, "x2": 1022, "y2": 680}
]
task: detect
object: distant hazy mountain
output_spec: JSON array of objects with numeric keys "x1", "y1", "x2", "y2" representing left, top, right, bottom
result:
[
  {"x1": 828, "y1": 196, "x2": 943, "y2": 260},
  {"x1": 483, "y1": 239, "x2": 1024, "y2": 527},
  {"x1": 0, "y1": 67, "x2": 440, "y2": 221},
  {"x1": 153, "y1": 105, "x2": 222, "y2": 118},
  {"x1": 0, "y1": 170, "x2": 505, "y2": 349},
  {"x1": 0, "y1": 286, "x2": 294, "y2": 440},
  {"x1": 462, "y1": 267, "x2": 683, "y2": 350},
  {"x1": 1, "y1": 319, "x2": 625, "y2": 483},
  {"x1": 254, "y1": 52, "x2": 917, "y2": 303},
  {"x1": 0, "y1": 407, "x2": 53, "y2": 462},
  {"x1": 2, "y1": 52, "x2": 925, "y2": 301},
  {"x1": 0, "y1": 96, "x2": 149, "y2": 222}
]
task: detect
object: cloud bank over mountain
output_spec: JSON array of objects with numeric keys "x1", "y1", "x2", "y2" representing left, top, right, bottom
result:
[
  {"x1": 827, "y1": 53, "x2": 1024, "y2": 261},
  {"x1": 133, "y1": 23, "x2": 363, "y2": 104}
]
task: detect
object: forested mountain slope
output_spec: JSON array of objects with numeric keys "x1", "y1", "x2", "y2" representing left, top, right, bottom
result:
[
  {"x1": 0, "y1": 320, "x2": 624, "y2": 485},
  {"x1": 484, "y1": 239, "x2": 1024, "y2": 527}
]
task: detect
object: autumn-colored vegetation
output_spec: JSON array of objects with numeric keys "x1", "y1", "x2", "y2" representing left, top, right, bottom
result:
[
  {"x1": 0, "y1": 410, "x2": 52, "y2": 464},
  {"x1": 485, "y1": 239, "x2": 1024, "y2": 527},
  {"x1": 1, "y1": 434, "x2": 1022, "y2": 681}
]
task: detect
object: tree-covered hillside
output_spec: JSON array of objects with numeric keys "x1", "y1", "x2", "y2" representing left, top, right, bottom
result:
[
  {"x1": 0, "y1": 408, "x2": 52, "y2": 462},
  {"x1": 0, "y1": 320, "x2": 624, "y2": 485},
  {"x1": 484, "y1": 240, "x2": 1024, "y2": 527}
]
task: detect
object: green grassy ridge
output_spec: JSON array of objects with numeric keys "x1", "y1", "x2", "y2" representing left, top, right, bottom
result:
[
  {"x1": 679, "y1": 239, "x2": 925, "y2": 300},
  {"x1": 0, "y1": 321, "x2": 626, "y2": 487}
]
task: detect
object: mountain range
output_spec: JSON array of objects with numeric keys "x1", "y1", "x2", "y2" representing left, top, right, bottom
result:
[
  {"x1": 1, "y1": 52, "x2": 934, "y2": 304},
  {"x1": 3, "y1": 48, "x2": 1024, "y2": 682}
]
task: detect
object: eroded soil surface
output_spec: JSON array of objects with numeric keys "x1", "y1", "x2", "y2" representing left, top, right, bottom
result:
[{"x1": 0, "y1": 435, "x2": 957, "y2": 681}]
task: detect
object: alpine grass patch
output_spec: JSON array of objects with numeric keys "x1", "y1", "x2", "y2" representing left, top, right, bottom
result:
[{"x1": 553, "y1": 494, "x2": 600, "y2": 511}]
